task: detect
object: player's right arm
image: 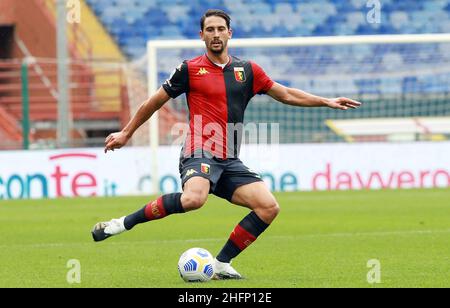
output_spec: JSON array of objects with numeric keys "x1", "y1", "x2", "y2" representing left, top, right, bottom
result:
[
  {"x1": 105, "y1": 61, "x2": 189, "y2": 153},
  {"x1": 104, "y1": 87, "x2": 170, "y2": 153}
]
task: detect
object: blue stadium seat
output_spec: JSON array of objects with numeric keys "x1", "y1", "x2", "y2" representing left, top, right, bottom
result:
[{"x1": 85, "y1": 0, "x2": 450, "y2": 85}]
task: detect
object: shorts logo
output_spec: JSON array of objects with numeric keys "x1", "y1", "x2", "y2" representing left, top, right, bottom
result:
[
  {"x1": 201, "y1": 163, "x2": 210, "y2": 175},
  {"x1": 184, "y1": 169, "x2": 198, "y2": 179},
  {"x1": 234, "y1": 67, "x2": 246, "y2": 82}
]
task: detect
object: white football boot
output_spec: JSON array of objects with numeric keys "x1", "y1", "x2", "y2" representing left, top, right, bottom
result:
[
  {"x1": 91, "y1": 216, "x2": 126, "y2": 242},
  {"x1": 213, "y1": 258, "x2": 243, "y2": 280}
]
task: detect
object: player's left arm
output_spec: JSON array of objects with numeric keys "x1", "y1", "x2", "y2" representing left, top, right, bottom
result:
[{"x1": 266, "y1": 82, "x2": 362, "y2": 110}]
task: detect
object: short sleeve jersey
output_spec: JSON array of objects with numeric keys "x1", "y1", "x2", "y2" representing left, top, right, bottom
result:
[{"x1": 163, "y1": 54, "x2": 274, "y2": 159}]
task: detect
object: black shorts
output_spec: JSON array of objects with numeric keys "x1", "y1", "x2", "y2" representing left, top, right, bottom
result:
[{"x1": 179, "y1": 156, "x2": 263, "y2": 202}]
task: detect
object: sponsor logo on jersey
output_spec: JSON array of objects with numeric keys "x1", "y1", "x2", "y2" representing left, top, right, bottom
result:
[{"x1": 196, "y1": 68, "x2": 209, "y2": 75}]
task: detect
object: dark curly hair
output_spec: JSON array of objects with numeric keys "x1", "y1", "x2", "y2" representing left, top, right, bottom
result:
[{"x1": 200, "y1": 9, "x2": 231, "y2": 30}]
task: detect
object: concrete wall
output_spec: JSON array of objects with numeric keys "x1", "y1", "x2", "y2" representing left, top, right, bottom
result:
[
  {"x1": 13, "y1": 0, "x2": 57, "y2": 58},
  {"x1": 0, "y1": 0, "x2": 58, "y2": 58}
]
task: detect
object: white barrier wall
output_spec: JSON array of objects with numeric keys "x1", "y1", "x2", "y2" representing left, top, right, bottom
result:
[{"x1": 0, "y1": 142, "x2": 449, "y2": 200}]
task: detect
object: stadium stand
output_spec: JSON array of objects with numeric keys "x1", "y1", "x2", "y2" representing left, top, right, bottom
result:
[
  {"x1": 86, "y1": 0, "x2": 450, "y2": 58},
  {"x1": 0, "y1": 0, "x2": 131, "y2": 149},
  {"x1": 1, "y1": 0, "x2": 449, "y2": 148},
  {"x1": 82, "y1": 0, "x2": 450, "y2": 144},
  {"x1": 85, "y1": 0, "x2": 450, "y2": 99}
]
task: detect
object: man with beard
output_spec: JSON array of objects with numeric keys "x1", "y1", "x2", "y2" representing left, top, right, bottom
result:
[{"x1": 92, "y1": 9, "x2": 362, "y2": 280}]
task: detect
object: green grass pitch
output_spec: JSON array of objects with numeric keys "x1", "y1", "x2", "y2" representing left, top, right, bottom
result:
[{"x1": 0, "y1": 188, "x2": 449, "y2": 288}]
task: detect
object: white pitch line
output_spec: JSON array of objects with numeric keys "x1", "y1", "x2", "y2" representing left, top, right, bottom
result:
[{"x1": 2, "y1": 229, "x2": 450, "y2": 249}]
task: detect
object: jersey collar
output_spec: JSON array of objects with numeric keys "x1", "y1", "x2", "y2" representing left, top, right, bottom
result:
[{"x1": 203, "y1": 54, "x2": 233, "y2": 69}]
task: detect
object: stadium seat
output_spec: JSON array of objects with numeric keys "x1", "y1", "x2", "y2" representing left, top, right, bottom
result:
[{"x1": 83, "y1": 0, "x2": 450, "y2": 94}]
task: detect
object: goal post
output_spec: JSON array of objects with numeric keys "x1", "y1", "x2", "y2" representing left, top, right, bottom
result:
[{"x1": 146, "y1": 33, "x2": 450, "y2": 194}]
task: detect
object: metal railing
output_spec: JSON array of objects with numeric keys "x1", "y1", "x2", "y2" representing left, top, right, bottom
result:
[{"x1": 0, "y1": 58, "x2": 130, "y2": 150}]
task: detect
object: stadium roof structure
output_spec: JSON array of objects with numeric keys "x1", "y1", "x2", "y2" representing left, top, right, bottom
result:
[{"x1": 326, "y1": 117, "x2": 450, "y2": 142}]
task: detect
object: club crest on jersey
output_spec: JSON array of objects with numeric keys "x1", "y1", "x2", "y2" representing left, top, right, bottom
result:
[
  {"x1": 234, "y1": 67, "x2": 246, "y2": 82},
  {"x1": 201, "y1": 163, "x2": 210, "y2": 175}
]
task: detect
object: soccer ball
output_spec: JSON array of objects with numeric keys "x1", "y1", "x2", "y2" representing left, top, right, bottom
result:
[{"x1": 178, "y1": 248, "x2": 215, "y2": 282}]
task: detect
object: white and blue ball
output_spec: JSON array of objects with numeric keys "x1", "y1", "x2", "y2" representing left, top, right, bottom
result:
[{"x1": 178, "y1": 248, "x2": 215, "y2": 282}]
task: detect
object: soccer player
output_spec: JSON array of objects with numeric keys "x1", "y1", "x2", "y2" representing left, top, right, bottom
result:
[{"x1": 92, "y1": 9, "x2": 361, "y2": 279}]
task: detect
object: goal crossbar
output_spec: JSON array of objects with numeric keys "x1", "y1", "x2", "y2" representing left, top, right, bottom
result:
[{"x1": 148, "y1": 33, "x2": 450, "y2": 50}]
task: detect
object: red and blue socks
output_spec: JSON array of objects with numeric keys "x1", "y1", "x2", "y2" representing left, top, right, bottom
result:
[
  {"x1": 123, "y1": 193, "x2": 184, "y2": 230},
  {"x1": 123, "y1": 196, "x2": 270, "y2": 264},
  {"x1": 216, "y1": 211, "x2": 270, "y2": 263}
]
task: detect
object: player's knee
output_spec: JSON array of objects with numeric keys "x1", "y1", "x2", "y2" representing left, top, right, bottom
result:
[
  {"x1": 257, "y1": 200, "x2": 280, "y2": 223},
  {"x1": 181, "y1": 191, "x2": 208, "y2": 211},
  {"x1": 266, "y1": 201, "x2": 281, "y2": 220}
]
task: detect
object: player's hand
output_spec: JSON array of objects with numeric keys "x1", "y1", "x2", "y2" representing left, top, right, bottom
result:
[
  {"x1": 104, "y1": 131, "x2": 130, "y2": 153},
  {"x1": 326, "y1": 97, "x2": 362, "y2": 110}
]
